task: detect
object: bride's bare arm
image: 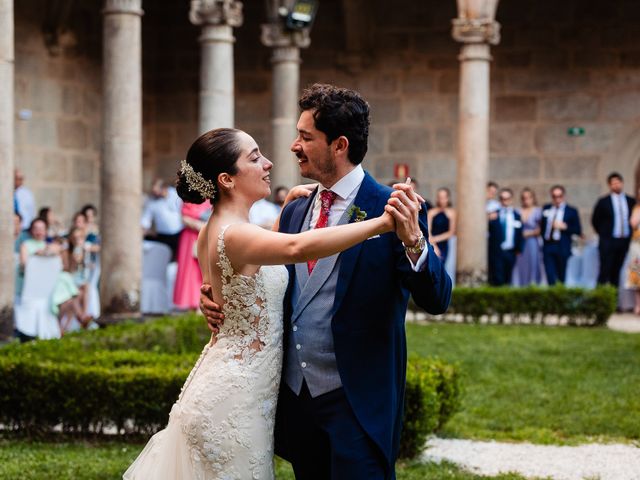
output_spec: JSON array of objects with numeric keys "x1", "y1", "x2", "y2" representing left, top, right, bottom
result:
[{"x1": 226, "y1": 209, "x2": 395, "y2": 267}]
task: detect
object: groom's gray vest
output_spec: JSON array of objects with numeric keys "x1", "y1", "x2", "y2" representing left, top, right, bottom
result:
[{"x1": 283, "y1": 199, "x2": 354, "y2": 398}]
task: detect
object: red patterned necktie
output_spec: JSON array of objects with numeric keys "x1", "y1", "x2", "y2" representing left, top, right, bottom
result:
[{"x1": 307, "y1": 190, "x2": 337, "y2": 274}]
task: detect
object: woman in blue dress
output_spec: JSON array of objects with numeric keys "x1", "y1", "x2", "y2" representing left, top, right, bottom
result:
[
  {"x1": 427, "y1": 187, "x2": 456, "y2": 263},
  {"x1": 512, "y1": 187, "x2": 543, "y2": 285}
]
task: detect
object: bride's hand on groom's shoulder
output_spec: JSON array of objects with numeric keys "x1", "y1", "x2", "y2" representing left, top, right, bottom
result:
[{"x1": 200, "y1": 284, "x2": 224, "y2": 335}]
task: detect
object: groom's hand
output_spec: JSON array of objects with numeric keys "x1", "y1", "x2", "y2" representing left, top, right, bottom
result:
[
  {"x1": 388, "y1": 183, "x2": 422, "y2": 246},
  {"x1": 200, "y1": 284, "x2": 224, "y2": 334}
]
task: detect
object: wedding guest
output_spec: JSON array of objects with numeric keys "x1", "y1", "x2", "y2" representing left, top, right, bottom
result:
[
  {"x1": 81, "y1": 204, "x2": 100, "y2": 238},
  {"x1": 592, "y1": 172, "x2": 635, "y2": 287},
  {"x1": 274, "y1": 186, "x2": 289, "y2": 209},
  {"x1": 624, "y1": 190, "x2": 640, "y2": 314},
  {"x1": 14, "y1": 168, "x2": 36, "y2": 230},
  {"x1": 61, "y1": 227, "x2": 95, "y2": 328},
  {"x1": 14, "y1": 212, "x2": 29, "y2": 253},
  {"x1": 14, "y1": 212, "x2": 23, "y2": 253},
  {"x1": 38, "y1": 206, "x2": 65, "y2": 241},
  {"x1": 488, "y1": 188, "x2": 524, "y2": 285},
  {"x1": 141, "y1": 178, "x2": 184, "y2": 257},
  {"x1": 486, "y1": 181, "x2": 500, "y2": 214},
  {"x1": 427, "y1": 187, "x2": 456, "y2": 262},
  {"x1": 173, "y1": 200, "x2": 212, "y2": 310},
  {"x1": 541, "y1": 185, "x2": 582, "y2": 284},
  {"x1": 18, "y1": 219, "x2": 89, "y2": 331},
  {"x1": 512, "y1": 188, "x2": 543, "y2": 286}
]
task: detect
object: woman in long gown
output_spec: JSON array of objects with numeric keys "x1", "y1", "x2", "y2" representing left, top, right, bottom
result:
[
  {"x1": 512, "y1": 187, "x2": 543, "y2": 286},
  {"x1": 426, "y1": 187, "x2": 456, "y2": 263},
  {"x1": 173, "y1": 200, "x2": 212, "y2": 310},
  {"x1": 124, "y1": 128, "x2": 395, "y2": 479},
  {"x1": 625, "y1": 195, "x2": 640, "y2": 314}
]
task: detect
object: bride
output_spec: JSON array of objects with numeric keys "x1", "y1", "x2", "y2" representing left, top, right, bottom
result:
[{"x1": 124, "y1": 128, "x2": 395, "y2": 479}]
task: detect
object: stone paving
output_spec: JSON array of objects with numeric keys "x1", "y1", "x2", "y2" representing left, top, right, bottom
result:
[{"x1": 423, "y1": 438, "x2": 640, "y2": 480}]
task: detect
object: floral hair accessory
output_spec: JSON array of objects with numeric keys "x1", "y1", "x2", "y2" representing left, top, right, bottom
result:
[{"x1": 180, "y1": 159, "x2": 216, "y2": 200}]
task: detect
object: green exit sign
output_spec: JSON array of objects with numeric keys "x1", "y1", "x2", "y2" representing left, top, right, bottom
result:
[{"x1": 567, "y1": 126, "x2": 585, "y2": 137}]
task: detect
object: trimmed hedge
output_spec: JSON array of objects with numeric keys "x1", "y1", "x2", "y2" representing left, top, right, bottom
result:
[
  {"x1": 0, "y1": 315, "x2": 460, "y2": 459},
  {"x1": 411, "y1": 285, "x2": 617, "y2": 326}
]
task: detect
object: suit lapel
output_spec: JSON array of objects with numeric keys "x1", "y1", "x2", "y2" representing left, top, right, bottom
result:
[
  {"x1": 332, "y1": 173, "x2": 385, "y2": 316},
  {"x1": 292, "y1": 200, "x2": 354, "y2": 321},
  {"x1": 284, "y1": 190, "x2": 318, "y2": 304}
]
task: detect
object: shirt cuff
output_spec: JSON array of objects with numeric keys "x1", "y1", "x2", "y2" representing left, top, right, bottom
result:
[{"x1": 406, "y1": 245, "x2": 429, "y2": 272}]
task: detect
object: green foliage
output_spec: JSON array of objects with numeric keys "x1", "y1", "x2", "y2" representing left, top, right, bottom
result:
[
  {"x1": 442, "y1": 285, "x2": 617, "y2": 326},
  {"x1": 400, "y1": 356, "x2": 462, "y2": 458},
  {"x1": 0, "y1": 314, "x2": 461, "y2": 460}
]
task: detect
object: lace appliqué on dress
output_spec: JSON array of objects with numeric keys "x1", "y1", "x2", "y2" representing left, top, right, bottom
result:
[{"x1": 124, "y1": 224, "x2": 287, "y2": 480}]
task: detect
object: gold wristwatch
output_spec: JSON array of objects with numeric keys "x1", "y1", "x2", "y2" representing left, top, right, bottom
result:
[{"x1": 403, "y1": 231, "x2": 426, "y2": 254}]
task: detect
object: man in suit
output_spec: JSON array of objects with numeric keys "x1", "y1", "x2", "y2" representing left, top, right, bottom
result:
[
  {"x1": 200, "y1": 84, "x2": 452, "y2": 479},
  {"x1": 591, "y1": 172, "x2": 636, "y2": 287},
  {"x1": 488, "y1": 188, "x2": 524, "y2": 285},
  {"x1": 541, "y1": 185, "x2": 582, "y2": 284}
]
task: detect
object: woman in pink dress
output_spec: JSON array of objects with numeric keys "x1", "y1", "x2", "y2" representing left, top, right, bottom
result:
[{"x1": 173, "y1": 200, "x2": 211, "y2": 309}]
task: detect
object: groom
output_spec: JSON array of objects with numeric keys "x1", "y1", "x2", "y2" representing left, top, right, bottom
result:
[{"x1": 200, "y1": 84, "x2": 451, "y2": 479}]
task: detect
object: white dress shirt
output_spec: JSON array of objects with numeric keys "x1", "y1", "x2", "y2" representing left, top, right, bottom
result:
[
  {"x1": 611, "y1": 193, "x2": 630, "y2": 238},
  {"x1": 499, "y1": 207, "x2": 516, "y2": 250},
  {"x1": 15, "y1": 186, "x2": 36, "y2": 230},
  {"x1": 544, "y1": 203, "x2": 566, "y2": 241},
  {"x1": 310, "y1": 165, "x2": 428, "y2": 271},
  {"x1": 141, "y1": 187, "x2": 184, "y2": 235}
]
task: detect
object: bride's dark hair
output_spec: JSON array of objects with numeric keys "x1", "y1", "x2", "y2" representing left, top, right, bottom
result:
[{"x1": 176, "y1": 128, "x2": 242, "y2": 204}]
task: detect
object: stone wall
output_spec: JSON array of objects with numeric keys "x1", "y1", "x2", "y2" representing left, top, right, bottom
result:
[
  {"x1": 12, "y1": 0, "x2": 640, "y2": 236},
  {"x1": 14, "y1": 0, "x2": 103, "y2": 224}
]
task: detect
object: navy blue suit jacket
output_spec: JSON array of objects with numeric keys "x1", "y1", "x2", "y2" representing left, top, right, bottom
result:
[
  {"x1": 488, "y1": 209, "x2": 525, "y2": 256},
  {"x1": 277, "y1": 172, "x2": 452, "y2": 470},
  {"x1": 591, "y1": 194, "x2": 635, "y2": 241},
  {"x1": 540, "y1": 203, "x2": 582, "y2": 257}
]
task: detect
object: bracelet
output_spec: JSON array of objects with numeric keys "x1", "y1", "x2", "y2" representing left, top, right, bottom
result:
[{"x1": 403, "y1": 231, "x2": 426, "y2": 254}]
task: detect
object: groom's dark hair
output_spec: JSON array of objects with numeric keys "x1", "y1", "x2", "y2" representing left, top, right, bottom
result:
[{"x1": 299, "y1": 83, "x2": 370, "y2": 165}]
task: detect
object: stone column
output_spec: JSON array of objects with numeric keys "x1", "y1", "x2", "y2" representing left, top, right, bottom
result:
[
  {"x1": 452, "y1": 9, "x2": 500, "y2": 286},
  {"x1": 190, "y1": 0, "x2": 243, "y2": 133},
  {"x1": 261, "y1": 22, "x2": 310, "y2": 189},
  {"x1": 100, "y1": 0, "x2": 143, "y2": 319},
  {"x1": 0, "y1": 0, "x2": 14, "y2": 339}
]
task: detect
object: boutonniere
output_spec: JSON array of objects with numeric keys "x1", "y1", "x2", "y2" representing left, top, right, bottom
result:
[{"x1": 347, "y1": 205, "x2": 368, "y2": 223}]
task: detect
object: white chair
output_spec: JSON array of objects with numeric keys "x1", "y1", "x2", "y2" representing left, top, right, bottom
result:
[
  {"x1": 141, "y1": 241, "x2": 172, "y2": 314},
  {"x1": 166, "y1": 261, "x2": 178, "y2": 311},
  {"x1": 14, "y1": 256, "x2": 63, "y2": 339}
]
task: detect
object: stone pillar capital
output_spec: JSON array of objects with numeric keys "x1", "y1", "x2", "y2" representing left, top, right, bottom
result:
[
  {"x1": 452, "y1": 18, "x2": 500, "y2": 45},
  {"x1": 189, "y1": 0, "x2": 243, "y2": 28},
  {"x1": 102, "y1": 0, "x2": 143, "y2": 16},
  {"x1": 261, "y1": 22, "x2": 311, "y2": 50}
]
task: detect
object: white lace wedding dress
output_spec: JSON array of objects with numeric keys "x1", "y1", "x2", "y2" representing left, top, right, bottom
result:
[{"x1": 124, "y1": 226, "x2": 288, "y2": 480}]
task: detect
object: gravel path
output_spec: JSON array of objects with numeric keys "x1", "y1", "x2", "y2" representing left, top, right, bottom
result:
[{"x1": 423, "y1": 438, "x2": 640, "y2": 480}]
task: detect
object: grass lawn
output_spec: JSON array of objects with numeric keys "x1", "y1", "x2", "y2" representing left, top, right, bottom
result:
[
  {"x1": 0, "y1": 440, "x2": 529, "y2": 480},
  {"x1": 407, "y1": 322, "x2": 640, "y2": 444}
]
